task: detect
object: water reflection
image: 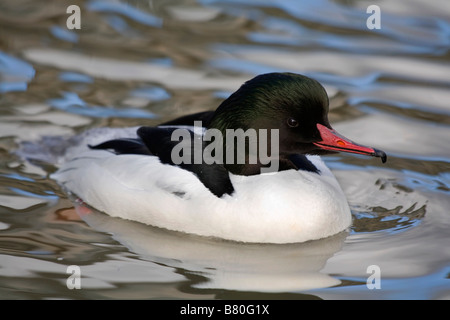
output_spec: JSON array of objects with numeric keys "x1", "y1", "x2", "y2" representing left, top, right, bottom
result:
[{"x1": 77, "y1": 201, "x2": 347, "y2": 292}]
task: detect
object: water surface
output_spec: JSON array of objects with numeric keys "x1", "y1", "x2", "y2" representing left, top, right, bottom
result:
[{"x1": 0, "y1": 0, "x2": 449, "y2": 299}]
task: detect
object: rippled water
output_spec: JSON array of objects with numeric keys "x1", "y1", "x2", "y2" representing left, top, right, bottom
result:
[{"x1": 1, "y1": 0, "x2": 449, "y2": 300}]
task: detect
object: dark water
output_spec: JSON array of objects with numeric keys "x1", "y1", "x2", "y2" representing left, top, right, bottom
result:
[{"x1": 0, "y1": 0, "x2": 449, "y2": 300}]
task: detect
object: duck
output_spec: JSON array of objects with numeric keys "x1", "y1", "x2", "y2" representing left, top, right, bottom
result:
[{"x1": 51, "y1": 72, "x2": 386, "y2": 244}]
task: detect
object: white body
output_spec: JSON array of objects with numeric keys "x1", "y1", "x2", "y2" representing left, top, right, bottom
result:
[{"x1": 51, "y1": 127, "x2": 352, "y2": 244}]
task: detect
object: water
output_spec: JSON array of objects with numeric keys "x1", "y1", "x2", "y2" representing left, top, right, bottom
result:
[{"x1": 1, "y1": 0, "x2": 449, "y2": 300}]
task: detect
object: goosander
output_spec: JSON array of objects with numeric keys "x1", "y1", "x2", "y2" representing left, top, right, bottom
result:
[{"x1": 52, "y1": 73, "x2": 386, "y2": 244}]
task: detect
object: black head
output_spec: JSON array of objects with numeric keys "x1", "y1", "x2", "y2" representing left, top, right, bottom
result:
[
  {"x1": 207, "y1": 72, "x2": 386, "y2": 175},
  {"x1": 209, "y1": 73, "x2": 331, "y2": 156}
]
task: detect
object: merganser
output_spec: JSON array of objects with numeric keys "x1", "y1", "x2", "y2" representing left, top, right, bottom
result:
[{"x1": 51, "y1": 72, "x2": 386, "y2": 243}]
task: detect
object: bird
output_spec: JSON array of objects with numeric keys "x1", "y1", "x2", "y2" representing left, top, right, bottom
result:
[{"x1": 51, "y1": 72, "x2": 386, "y2": 244}]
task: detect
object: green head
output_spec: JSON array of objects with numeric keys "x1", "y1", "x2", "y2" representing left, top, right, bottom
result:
[{"x1": 207, "y1": 72, "x2": 386, "y2": 175}]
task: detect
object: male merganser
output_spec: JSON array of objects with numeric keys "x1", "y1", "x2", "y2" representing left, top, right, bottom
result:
[{"x1": 52, "y1": 73, "x2": 386, "y2": 244}]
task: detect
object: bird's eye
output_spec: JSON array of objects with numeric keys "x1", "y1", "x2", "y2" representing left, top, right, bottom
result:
[{"x1": 287, "y1": 118, "x2": 299, "y2": 128}]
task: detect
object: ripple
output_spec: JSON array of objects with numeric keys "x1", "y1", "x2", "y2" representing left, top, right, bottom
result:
[
  {"x1": 0, "y1": 52, "x2": 35, "y2": 93},
  {"x1": 87, "y1": 0, "x2": 163, "y2": 28},
  {"x1": 0, "y1": 194, "x2": 47, "y2": 210},
  {"x1": 48, "y1": 92, "x2": 156, "y2": 119},
  {"x1": 23, "y1": 48, "x2": 248, "y2": 91},
  {"x1": 49, "y1": 25, "x2": 79, "y2": 43}
]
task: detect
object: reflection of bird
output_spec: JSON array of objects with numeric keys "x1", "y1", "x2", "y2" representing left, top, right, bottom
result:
[
  {"x1": 78, "y1": 201, "x2": 347, "y2": 293},
  {"x1": 52, "y1": 73, "x2": 386, "y2": 243}
]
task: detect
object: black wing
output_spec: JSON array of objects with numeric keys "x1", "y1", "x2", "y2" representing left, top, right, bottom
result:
[
  {"x1": 90, "y1": 126, "x2": 234, "y2": 198},
  {"x1": 159, "y1": 111, "x2": 215, "y2": 127},
  {"x1": 89, "y1": 138, "x2": 152, "y2": 155}
]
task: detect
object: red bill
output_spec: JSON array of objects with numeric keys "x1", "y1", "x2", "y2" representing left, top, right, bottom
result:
[{"x1": 313, "y1": 124, "x2": 387, "y2": 163}]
